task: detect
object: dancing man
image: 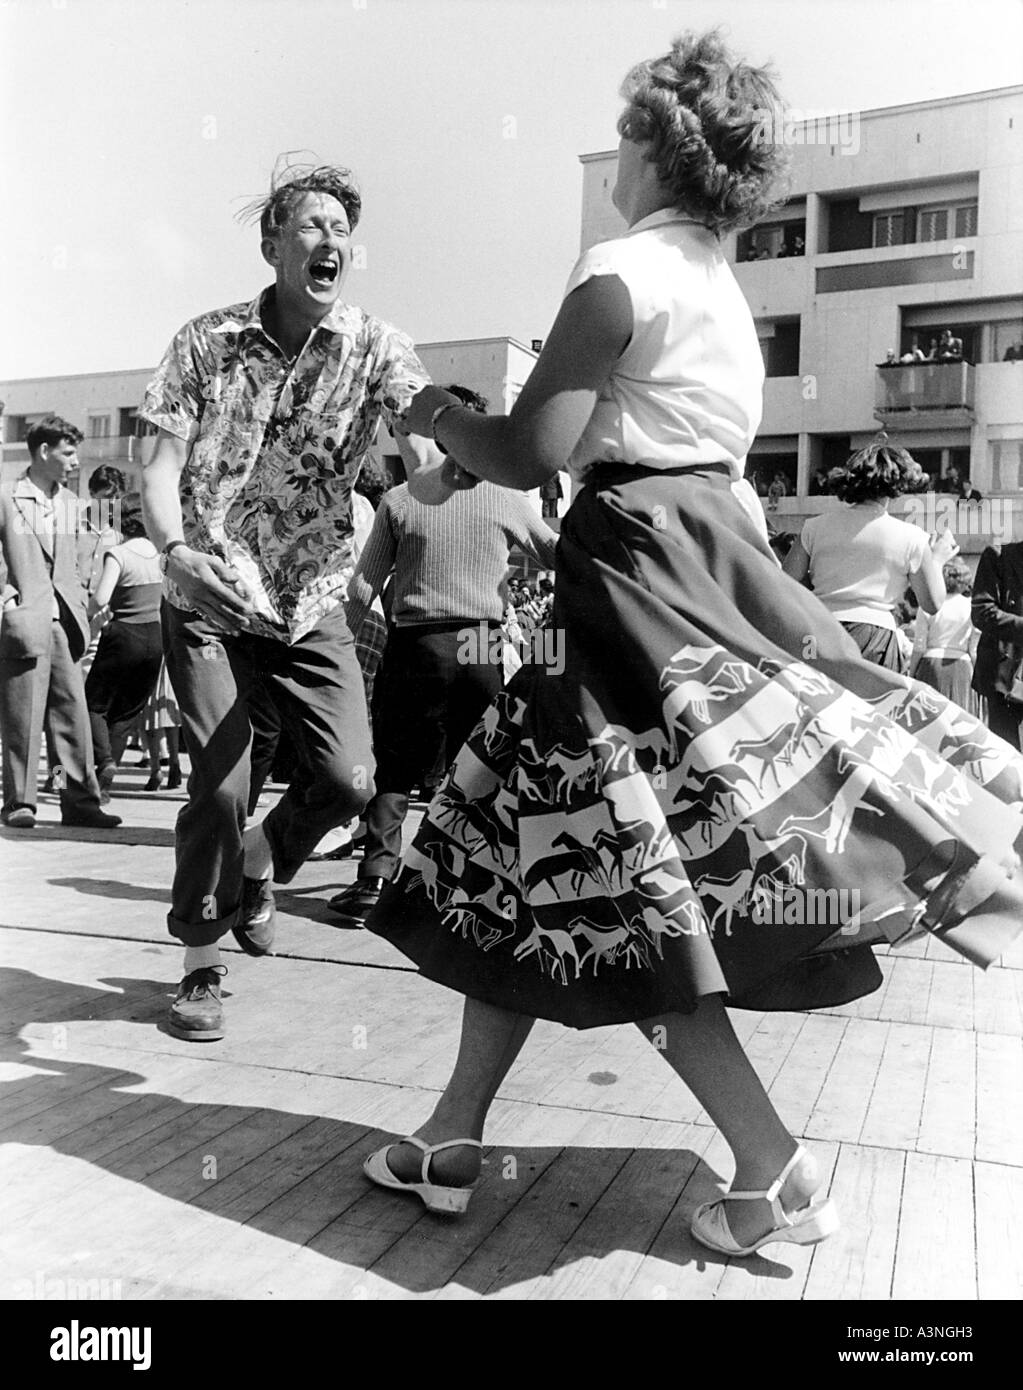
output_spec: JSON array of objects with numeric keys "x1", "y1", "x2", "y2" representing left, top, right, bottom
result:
[{"x1": 140, "y1": 162, "x2": 447, "y2": 1041}]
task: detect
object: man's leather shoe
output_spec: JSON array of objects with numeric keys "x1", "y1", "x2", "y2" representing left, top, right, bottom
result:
[
  {"x1": 328, "y1": 876, "x2": 387, "y2": 925},
  {"x1": 232, "y1": 876, "x2": 277, "y2": 956},
  {"x1": 167, "y1": 967, "x2": 226, "y2": 1041},
  {"x1": 3, "y1": 807, "x2": 36, "y2": 829},
  {"x1": 61, "y1": 809, "x2": 122, "y2": 828}
]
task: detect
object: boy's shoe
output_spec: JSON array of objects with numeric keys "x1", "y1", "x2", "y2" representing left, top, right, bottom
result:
[
  {"x1": 232, "y1": 876, "x2": 277, "y2": 956},
  {"x1": 167, "y1": 967, "x2": 227, "y2": 1041}
]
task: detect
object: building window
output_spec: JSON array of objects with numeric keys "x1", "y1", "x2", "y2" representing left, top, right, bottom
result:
[
  {"x1": 954, "y1": 202, "x2": 978, "y2": 237},
  {"x1": 873, "y1": 211, "x2": 909, "y2": 247},
  {"x1": 994, "y1": 321, "x2": 1023, "y2": 361},
  {"x1": 4, "y1": 414, "x2": 29, "y2": 443},
  {"x1": 902, "y1": 301, "x2": 1022, "y2": 363},
  {"x1": 747, "y1": 452, "x2": 798, "y2": 498},
  {"x1": 899, "y1": 325, "x2": 975, "y2": 363},
  {"x1": 737, "y1": 220, "x2": 806, "y2": 262},
  {"x1": 917, "y1": 208, "x2": 949, "y2": 243},
  {"x1": 757, "y1": 319, "x2": 801, "y2": 377},
  {"x1": 826, "y1": 198, "x2": 874, "y2": 252},
  {"x1": 88, "y1": 415, "x2": 111, "y2": 439}
]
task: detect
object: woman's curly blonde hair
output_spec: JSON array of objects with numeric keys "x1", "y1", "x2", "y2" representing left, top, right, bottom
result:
[{"x1": 618, "y1": 30, "x2": 789, "y2": 233}]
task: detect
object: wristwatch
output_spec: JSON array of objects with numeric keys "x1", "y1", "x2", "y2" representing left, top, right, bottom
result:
[{"x1": 159, "y1": 540, "x2": 188, "y2": 576}]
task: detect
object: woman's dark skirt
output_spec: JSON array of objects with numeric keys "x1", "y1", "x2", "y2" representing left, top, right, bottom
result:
[
  {"x1": 85, "y1": 619, "x2": 164, "y2": 766},
  {"x1": 367, "y1": 465, "x2": 1023, "y2": 1028},
  {"x1": 840, "y1": 621, "x2": 905, "y2": 673}
]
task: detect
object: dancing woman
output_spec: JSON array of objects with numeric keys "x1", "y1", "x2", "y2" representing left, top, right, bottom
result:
[{"x1": 364, "y1": 31, "x2": 1023, "y2": 1256}]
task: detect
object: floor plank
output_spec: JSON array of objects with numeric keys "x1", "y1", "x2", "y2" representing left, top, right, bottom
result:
[
  {"x1": 916, "y1": 1028, "x2": 975, "y2": 1158},
  {"x1": 526, "y1": 1121, "x2": 704, "y2": 1300},
  {"x1": 803, "y1": 1143, "x2": 903, "y2": 1300},
  {"x1": 880, "y1": 956, "x2": 934, "y2": 1026},
  {"x1": 975, "y1": 1160, "x2": 1023, "y2": 1299},
  {"x1": 975, "y1": 1033, "x2": 1023, "y2": 1166},
  {"x1": 972, "y1": 966, "x2": 1022, "y2": 1036},
  {"x1": 858, "y1": 1022, "x2": 932, "y2": 1150},
  {"x1": 804, "y1": 1018, "x2": 888, "y2": 1144},
  {"x1": 769, "y1": 1013, "x2": 848, "y2": 1135},
  {"x1": 924, "y1": 961, "x2": 975, "y2": 1031},
  {"x1": 891, "y1": 1152, "x2": 976, "y2": 1301}
]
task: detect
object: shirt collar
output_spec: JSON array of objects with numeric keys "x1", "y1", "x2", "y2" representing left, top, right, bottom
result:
[
  {"x1": 626, "y1": 209, "x2": 709, "y2": 237},
  {"x1": 18, "y1": 473, "x2": 59, "y2": 504},
  {"x1": 211, "y1": 286, "x2": 354, "y2": 343}
]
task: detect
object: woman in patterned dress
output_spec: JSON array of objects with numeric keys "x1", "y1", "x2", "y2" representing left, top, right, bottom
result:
[{"x1": 361, "y1": 31, "x2": 1023, "y2": 1255}]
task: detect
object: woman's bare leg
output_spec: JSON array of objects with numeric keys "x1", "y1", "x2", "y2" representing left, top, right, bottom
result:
[
  {"x1": 637, "y1": 997, "x2": 821, "y2": 1246},
  {"x1": 386, "y1": 997, "x2": 535, "y2": 1186}
]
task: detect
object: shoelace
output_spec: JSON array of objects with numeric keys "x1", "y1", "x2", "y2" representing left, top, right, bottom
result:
[{"x1": 181, "y1": 965, "x2": 228, "y2": 998}]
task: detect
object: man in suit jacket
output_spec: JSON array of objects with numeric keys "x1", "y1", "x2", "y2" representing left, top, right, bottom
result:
[
  {"x1": 971, "y1": 540, "x2": 1023, "y2": 750},
  {"x1": 0, "y1": 415, "x2": 121, "y2": 828}
]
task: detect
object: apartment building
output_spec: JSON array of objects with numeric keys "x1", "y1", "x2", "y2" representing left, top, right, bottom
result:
[{"x1": 579, "y1": 85, "x2": 1023, "y2": 549}]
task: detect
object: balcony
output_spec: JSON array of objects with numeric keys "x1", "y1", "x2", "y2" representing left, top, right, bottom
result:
[
  {"x1": 79, "y1": 434, "x2": 140, "y2": 464},
  {"x1": 874, "y1": 361, "x2": 975, "y2": 428}
]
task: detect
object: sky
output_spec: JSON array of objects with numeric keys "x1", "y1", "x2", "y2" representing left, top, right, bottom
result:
[{"x1": 3, "y1": 0, "x2": 1022, "y2": 381}]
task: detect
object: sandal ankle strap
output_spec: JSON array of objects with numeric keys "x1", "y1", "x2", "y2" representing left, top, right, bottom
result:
[
  {"x1": 399, "y1": 1136, "x2": 483, "y2": 1184},
  {"x1": 764, "y1": 1144, "x2": 807, "y2": 1203},
  {"x1": 715, "y1": 1145, "x2": 809, "y2": 1230}
]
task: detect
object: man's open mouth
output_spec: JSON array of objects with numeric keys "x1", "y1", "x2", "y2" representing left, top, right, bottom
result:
[{"x1": 309, "y1": 256, "x2": 339, "y2": 286}]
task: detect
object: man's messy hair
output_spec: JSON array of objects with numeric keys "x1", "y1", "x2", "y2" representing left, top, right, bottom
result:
[{"x1": 239, "y1": 154, "x2": 362, "y2": 239}]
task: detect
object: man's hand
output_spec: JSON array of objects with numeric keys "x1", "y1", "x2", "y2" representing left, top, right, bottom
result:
[{"x1": 167, "y1": 548, "x2": 256, "y2": 636}]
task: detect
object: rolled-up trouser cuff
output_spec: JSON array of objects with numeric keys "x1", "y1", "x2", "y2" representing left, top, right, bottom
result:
[{"x1": 166, "y1": 902, "x2": 240, "y2": 948}]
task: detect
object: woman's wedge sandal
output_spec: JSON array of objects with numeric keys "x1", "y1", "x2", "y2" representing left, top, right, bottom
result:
[
  {"x1": 690, "y1": 1145, "x2": 840, "y2": 1257},
  {"x1": 363, "y1": 1137, "x2": 483, "y2": 1215}
]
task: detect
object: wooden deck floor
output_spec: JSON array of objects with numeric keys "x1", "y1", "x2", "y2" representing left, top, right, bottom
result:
[{"x1": 2, "y1": 767, "x2": 1022, "y2": 1301}]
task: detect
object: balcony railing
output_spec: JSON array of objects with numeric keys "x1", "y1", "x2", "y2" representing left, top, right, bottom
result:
[
  {"x1": 875, "y1": 361, "x2": 975, "y2": 416},
  {"x1": 79, "y1": 434, "x2": 142, "y2": 463}
]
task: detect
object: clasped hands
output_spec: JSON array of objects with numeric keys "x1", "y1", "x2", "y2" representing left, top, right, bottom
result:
[
  {"x1": 395, "y1": 385, "x2": 481, "y2": 492},
  {"x1": 167, "y1": 548, "x2": 257, "y2": 637}
]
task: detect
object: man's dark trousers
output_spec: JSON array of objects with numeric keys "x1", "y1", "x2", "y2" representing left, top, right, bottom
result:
[
  {"x1": 163, "y1": 601, "x2": 375, "y2": 945},
  {"x1": 360, "y1": 621, "x2": 503, "y2": 883}
]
